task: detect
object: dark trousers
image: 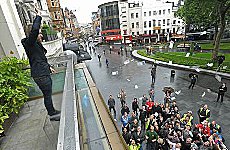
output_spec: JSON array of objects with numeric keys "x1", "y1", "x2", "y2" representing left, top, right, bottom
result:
[
  {"x1": 33, "y1": 75, "x2": 55, "y2": 115},
  {"x1": 146, "y1": 141, "x2": 157, "y2": 150},
  {"x1": 120, "y1": 99, "x2": 126, "y2": 107},
  {"x1": 217, "y1": 93, "x2": 224, "y2": 102},
  {"x1": 189, "y1": 82, "x2": 195, "y2": 89},
  {"x1": 109, "y1": 106, "x2": 116, "y2": 118}
]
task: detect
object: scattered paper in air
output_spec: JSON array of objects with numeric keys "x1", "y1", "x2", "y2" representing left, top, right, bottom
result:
[
  {"x1": 185, "y1": 53, "x2": 190, "y2": 57},
  {"x1": 207, "y1": 89, "x2": 211, "y2": 93},
  {"x1": 124, "y1": 60, "x2": 130, "y2": 65},
  {"x1": 223, "y1": 66, "x2": 227, "y2": 69},
  {"x1": 215, "y1": 74, "x2": 221, "y2": 82},
  {"x1": 202, "y1": 92, "x2": 206, "y2": 98},
  {"x1": 195, "y1": 68, "x2": 200, "y2": 72},
  {"x1": 207, "y1": 63, "x2": 213, "y2": 67},
  {"x1": 175, "y1": 90, "x2": 181, "y2": 95},
  {"x1": 171, "y1": 97, "x2": 176, "y2": 100},
  {"x1": 169, "y1": 61, "x2": 172, "y2": 65},
  {"x1": 127, "y1": 79, "x2": 131, "y2": 82},
  {"x1": 134, "y1": 85, "x2": 138, "y2": 89}
]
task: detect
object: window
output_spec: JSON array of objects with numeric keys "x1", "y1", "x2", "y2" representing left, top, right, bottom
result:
[
  {"x1": 168, "y1": 9, "x2": 170, "y2": 14},
  {"x1": 153, "y1": 11, "x2": 157, "y2": 15},
  {"x1": 54, "y1": 11, "x2": 58, "y2": 19},
  {"x1": 173, "y1": 28, "x2": 176, "y2": 33},
  {"x1": 167, "y1": 29, "x2": 170, "y2": 33},
  {"x1": 149, "y1": 21, "x2": 151, "y2": 27},
  {"x1": 173, "y1": 20, "x2": 176, "y2": 24},
  {"x1": 132, "y1": 32, "x2": 135, "y2": 35},
  {"x1": 153, "y1": 30, "x2": 156, "y2": 33},
  {"x1": 51, "y1": 0, "x2": 56, "y2": 7},
  {"x1": 159, "y1": 10, "x2": 161, "y2": 15},
  {"x1": 153, "y1": 20, "x2": 156, "y2": 26},
  {"x1": 131, "y1": 13, "x2": 134, "y2": 18},
  {"x1": 144, "y1": 21, "x2": 147, "y2": 28},
  {"x1": 162, "y1": 29, "x2": 165, "y2": 33},
  {"x1": 144, "y1": 12, "x2": 146, "y2": 16},
  {"x1": 178, "y1": 21, "x2": 181, "y2": 24},
  {"x1": 136, "y1": 22, "x2": 139, "y2": 28},
  {"x1": 123, "y1": 30, "x2": 127, "y2": 35},
  {"x1": 167, "y1": 19, "x2": 170, "y2": 26},
  {"x1": 132, "y1": 23, "x2": 134, "y2": 28},
  {"x1": 122, "y1": 15, "x2": 126, "y2": 18},
  {"x1": 163, "y1": 9, "x2": 165, "y2": 15},
  {"x1": 123, "y1": 25, "x2": 127, "y2": 27},
  {"x1": 136, "y1": 13, "x2": 138, "y2": 18},
  {"x1": 158, "y1": 20, "x2": 161, "y2": 26},
  {"x1": 149, "y1": 11, "x2": 151, "y2": 16},
  {"x1": 163, "y1": 19, "x2": 165, "y2": 25},
  {"x1": 144, "y1": 31, "x2": 147, "y2": 34},
  {"x1": 137, "y1": 31, "x2": 139, "y2": 35},
  {"x1": 149, "y1": 30, "x2": 151, "y2": 35}
]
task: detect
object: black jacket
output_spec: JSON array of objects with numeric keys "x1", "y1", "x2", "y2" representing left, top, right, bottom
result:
[
  {"x1": 21, "y1": 16, "x2": 51, "y2": 78},
  {"x1": 219, "y1": 85, "x2": 227, "y2": 95}
]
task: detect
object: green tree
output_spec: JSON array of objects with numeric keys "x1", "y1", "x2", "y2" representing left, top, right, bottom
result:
[{"x1": 176, "y1": 0, "x2": 230, "y2": 60}]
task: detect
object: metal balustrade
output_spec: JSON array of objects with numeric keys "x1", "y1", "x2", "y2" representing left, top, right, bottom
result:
[{"x1": 56, "y1": 55, "x2": 80, "y2": 150}]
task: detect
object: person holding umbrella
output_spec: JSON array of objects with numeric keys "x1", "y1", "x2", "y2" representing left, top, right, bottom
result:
[{"x1": 188, "y1": 73, "x2": 198, "y2": 89}]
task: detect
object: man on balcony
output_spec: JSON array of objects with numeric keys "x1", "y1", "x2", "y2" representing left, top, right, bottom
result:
[{"x1": 21, "y1": 8, "x2": 60, "y2": 121}]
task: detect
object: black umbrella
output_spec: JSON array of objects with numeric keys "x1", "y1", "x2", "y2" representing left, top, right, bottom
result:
[
  {"x1": 189, "y1": 73, "x2": 198, "y2": 78},
  {"x1": 162, "y1": 87, "x2": 174, "y2": 93}
]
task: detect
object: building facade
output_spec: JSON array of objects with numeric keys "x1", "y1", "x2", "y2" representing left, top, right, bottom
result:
[
  {"x1": 63, "y1": 7, "x2": 80, "y2": 39},
  {"x1": 98, "y1": 1, "x2": 121, "y2": 43},
  {"x1": 46, "y1": 0, "x2": 64, "y2": 32},
  {"x1": 117, "y1": 0, "x2": 185, "y2": 44}
]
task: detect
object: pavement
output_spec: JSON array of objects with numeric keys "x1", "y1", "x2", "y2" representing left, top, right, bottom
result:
[
  {"x1": 0, "y1": 94, "x2": 62, "y2": 150},
  {"x1": 86, "y1": 45, "x2": 230, "y2": 148}
]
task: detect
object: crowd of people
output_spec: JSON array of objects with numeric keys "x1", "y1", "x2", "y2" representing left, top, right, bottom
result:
[{"x1": 107, "y1": 88, "x2": 227, "y2": 150}]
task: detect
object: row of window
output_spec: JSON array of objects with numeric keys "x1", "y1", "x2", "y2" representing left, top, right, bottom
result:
[
  {"x1": 130, "y1": 9, "x2": 171, "y2": 19},
  {"x1": 144, "y1": 9, "x2": 171, "y2": 17},
  {"x1": 130, "y1": 20, "x2": 181, "y2": 29}
]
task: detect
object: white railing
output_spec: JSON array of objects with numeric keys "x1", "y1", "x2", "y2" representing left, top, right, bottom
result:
[{"x1": 43, "y1": 38, "x2": 63, "y2": 58}]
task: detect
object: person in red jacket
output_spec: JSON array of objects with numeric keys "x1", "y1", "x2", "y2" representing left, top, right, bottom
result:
[{"x1": 146, "y1": 98, "x2": 154, "y2": 117}]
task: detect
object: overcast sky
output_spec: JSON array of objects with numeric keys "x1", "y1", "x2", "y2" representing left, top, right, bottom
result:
[{"x1": 60, "y1": 0, "x2": 110, "y2": 24}]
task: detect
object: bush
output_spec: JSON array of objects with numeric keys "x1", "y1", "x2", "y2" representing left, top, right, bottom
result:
[{"x1": 0, "y1": 57, "x2": 31, "y2": 133}]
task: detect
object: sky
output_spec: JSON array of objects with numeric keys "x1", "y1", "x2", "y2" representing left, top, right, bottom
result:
[{"x1": 60, "y1": 0, "x2": 110, "y2": 24}]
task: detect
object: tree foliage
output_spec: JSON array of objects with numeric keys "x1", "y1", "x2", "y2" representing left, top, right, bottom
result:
[
  {"x1": 0, "y1": 57, "x2": 31, "y2": 133},
  {"x1": 176, "y1": 0, "x2": 230, "y2": 60}
]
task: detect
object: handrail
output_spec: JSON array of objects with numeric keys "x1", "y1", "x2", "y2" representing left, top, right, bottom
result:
[{"x1": 57, "y1": 55, "x2": 81, "y2": 150}]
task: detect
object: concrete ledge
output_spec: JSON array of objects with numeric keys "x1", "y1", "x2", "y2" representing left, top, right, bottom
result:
[{"x1": 132, "y1": 50, "x2": 230, "y2": 79}]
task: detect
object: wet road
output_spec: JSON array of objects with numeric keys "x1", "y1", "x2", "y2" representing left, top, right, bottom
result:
[{"x1": 85, "y1": 45, "x2": 230, "y2": 148}]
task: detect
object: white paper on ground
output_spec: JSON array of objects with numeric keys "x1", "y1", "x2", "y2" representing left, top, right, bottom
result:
[
  {"x1": 185, "y1": 53, "x2": 190, "y2": 57},
  {"x1": 195, "y1": 68, "x2": 200, "y2": 72},
  {"x1": 127, "y1": 79, "x2": 131, "y2": 82},
  {"x1": 124, "y1": 60, "x2": 130, "y2": 65},
  {"x1": 215, "y1": 74, "x2": 221, "y2": 82},
  {"x1": 202, "y1": 92, "x2": 206, "y2": 98},
  {"x1": 207, "y1": 89, "x2": 211, "y2": 93},
  {"x1": 175, "y1": 90, "x2": 181, "y2": 95},
  {"x1": 169, "y1": 61, "x2": 172, "y2": 65},
  {"x1": 207, "y1": 63, "x2": 213, "y2": 67},
  {"x1": 223, "y1": 66, "x2": 227, "y2": 69},
  {"x1": 112, "y1": 71, "x2": 118, "y2": 76},
  {"x1": 171, "y1": 97, "x2": 176, "y2": 100},
  {"x1": 134, "y1": 85, "x2": 138, "y2": 89}
]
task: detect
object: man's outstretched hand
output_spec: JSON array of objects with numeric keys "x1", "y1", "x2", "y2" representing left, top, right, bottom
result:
[
  {"x1": 35, "y1": 7, "x2": 41, "y2": 16},
  {"x1": 50, "y1": 67, "x2": 57, "y2": 74}
]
